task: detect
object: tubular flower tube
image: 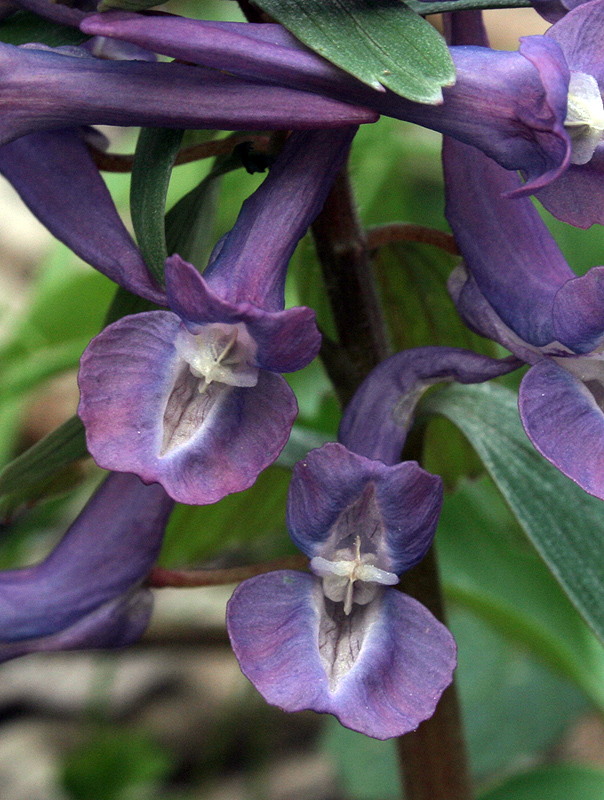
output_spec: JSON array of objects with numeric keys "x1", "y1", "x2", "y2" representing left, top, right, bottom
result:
[
  {"x1": 0, "y1": 472, "x2": 174, "y2": 663},
  {"x1": 81, "y1": 8, "x2": 577, "y2": 196},
  {"x1": 444, "y1": 131, "x2": 604, "y2": 501},
  {"x1": 0, "y1": 41, "x2": 377, "y2": 148},
  {"x1": 0, "y1": 128, "x2": 166, "y2": 305},
  {"x1": 78, "y1": 127, "x2": 357, "y2": 505},
  {"x1": 227, "y1": 442, "x2": 456, "y2": 740}
]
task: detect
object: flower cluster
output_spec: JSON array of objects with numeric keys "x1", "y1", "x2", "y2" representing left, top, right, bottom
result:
[{"x1": 0, "y1": 0, "x2": 603, "y2": 749}]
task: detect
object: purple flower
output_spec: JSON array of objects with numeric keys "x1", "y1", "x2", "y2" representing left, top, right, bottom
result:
[
  {"x1": 227, "y1": 442, "x2": 455, "y2": 740},
  {"x1": 82, "y1": 8, "x2": 579, "y2": 195},
  {"x1": 0, "y1": 472, "x2": 173, "y2": 663},
  {"x1": 0, "y1": 40, "x2": 377, "y2": 148},
  {"x1": 78, "y1": 127, "x2": 356, "y2": 505},
  {"x1": 444, "y1": 132, "x2": 604, "y2": 500},
  {"x1": 0, "y1": 128, "x2": 166, "y2": 304}
]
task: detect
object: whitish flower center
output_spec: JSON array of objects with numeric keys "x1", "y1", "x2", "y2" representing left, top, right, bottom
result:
[
  {"x1": 564, "y1": 72, "x2": 604, "y2": 165},
  {"x1": 311, "y1": 536, "x2": 398, "y2": 615},
  {"x1": 175, "y1": 322, "x2": 259, "y2": 393}
]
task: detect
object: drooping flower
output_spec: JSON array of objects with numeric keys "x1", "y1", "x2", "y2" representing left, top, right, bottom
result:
[
  {"x1": 82, "y1": 7, "x2": 578, "y2": 195},
  {"x1": 444, "y1": 129, "x2": 604, "y2": 501},
  {"x1": 227, "y1": 442, "x2": 455, "y2": 740},
  {"x1": 78, "y1": 127, "x2": 357, "y2": 505},
  {"x1": 0, "y1": 471, "x2": 173, "y2": 663},
  {"x1": 0, "y1": 40, "x2": 377, "y2": 148},
  {"x1": 0, "y1": 127, "x2": 166, "y2": 304}
]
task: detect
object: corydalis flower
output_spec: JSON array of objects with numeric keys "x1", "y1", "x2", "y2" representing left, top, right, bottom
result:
[
  {"x1": 444, "y1": 132, "x2": 604, "y2": 501},
  {"x1": 78, "y1": 127, "x2": 356, "y2": 505},
  {"x1": 0, "y1": 472, "x2": 173, "y2": 663},
  {"x1": 83, "y1": 7, "x2": 580, "y2": 195},
  {"x1": 227, "y1": 443, "x2": 455, "y2": 740},
  {"x1": 0, "y1": 40, "x2": 376, "y2": 148}
]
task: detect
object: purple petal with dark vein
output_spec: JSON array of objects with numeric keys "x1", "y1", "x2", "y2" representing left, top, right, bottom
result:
[
  {"x1": 78, "y1": 312, "x2": 298, "y2": 504},
  {"x1": 227, "y1": 572, "x2": 456, "y2": 740},
  {"x1": 552, "y1": 266, "x2": 604, "y2": 351},
  {"x1": 340, "y1": 346, "x2": 523, "y2": 465},
  {"x1": 535, "y1": 146, "x2": 604, "y2": 228},
  {"x1": 449, "y1": 265, "x2": 548, "y2": 363},
  {"x1": 81, "y1": 13, "x2": 571, "y2": 189},
  {"x1": 287, "y1": 443, "x2": 442, "y2": 574},
  {"x1": 443, "y1": 136, "x2": 574, "y2": 346},
  {"x1": 165, "y1": 256, "x2": 321, "y2": 372},
  {"x1": 203, "y1": 128, "x2": 357, "y2": 311},
  {"x1": 546, "y1": 0, "x2": 604, "y2": 81},
  {"x1": 519, "y1": 358, "x2": 604, "y2": 500},
  {"x1": 0, "y1": 471, "x2": 172, "y2": 642},
  {"x1": 0, "y1": 589, "x2": 154, "y2": 664},
  {"x1": 0, "y1": 43, "x2": 377, "y2": 148},
  {"x1": 0, "y1": 129, "x2": 166, "y2": 304}
]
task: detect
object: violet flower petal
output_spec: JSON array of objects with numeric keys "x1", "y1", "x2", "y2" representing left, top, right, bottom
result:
[
  {"x1": 202, "y1": 128, "x2": 357, "y2": 311},
  {"x1": 546, "y1": 0, "x2": 604, "y2": 81},
  {"x1": 339, "y1": 346, "x2": 522, "y2": 465},
  {"x1": 519, "y1": 358, "x2": 604, "y2": 500},
  {"x1": 165, "y1": 256, "x2": 321, "y2": 372},
  {"x1": 227, "y1": 571, "x2": 456, "y2": 740},
  {"x1": 0, "y1": 471, "x2": 173, "y2": 660},
  {"x1": 535, "y1": 148, "x2": 604, "y2": 228},
  {"x1": 552, "y1": 265, "x2": 604, "y2": 352},
  {"x1": 443, "y1": 136, "x2": 575, "y2": 346},
  {"x1": 286, "y1": 443, "x2": 442, "y2": 575},
  {"x1": 0, "y1": 129, "x2": 166, "y2": 305},
  {"x1": 0, "y1": 42, "x2": 377, "y2": 147},
  {"x1": 78, "y1": 312, "x2": 298, "y2": 504},
  {"x1": 81, "y1": 12, "x2": 572, "y2": 191}
]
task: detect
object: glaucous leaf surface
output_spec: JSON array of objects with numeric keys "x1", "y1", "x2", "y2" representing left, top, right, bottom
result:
[
  {"x1": 253, "y1": 0, "x2": 455, "y2": 103},
  {"x1": 438, "y1": 476, "x2": 604, "y2": 710},
  {"x1": 130, "y1": 127, "x2": 184, "y2": 285},
  {"x1": 424, "y1": 382, "x2": 604, "y2": 645}
]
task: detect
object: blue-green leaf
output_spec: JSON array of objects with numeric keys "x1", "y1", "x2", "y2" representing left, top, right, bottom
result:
[
  {"x1": 253, "y1": 0, "x2": 455, "y2": 104},
  {"x1": 423, "y1": 382, "x2": 604, "y2": 646},
  {"x1": 130, "y1": 128, "x2": 184, "y2": 284}
]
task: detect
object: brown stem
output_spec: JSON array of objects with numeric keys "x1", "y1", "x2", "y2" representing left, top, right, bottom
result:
[
  {"x1": 88, "y1": 133, "x2": 271, "y2": 173},
  {"x1": 311, "y1": 165, "x2": 392, "y2": 405},
  {"x1": 366, "y1": 223, "x2": 460, "y2": 256},
  {"x1": 312, "y1": 163, "x2": 472, "y2": 800},
  {"x1": 398, "y1": 549, "x2": 473, "y2": 800},
  {"x1": 147, "y1": 555, "x2": 308, "y2": 588}
]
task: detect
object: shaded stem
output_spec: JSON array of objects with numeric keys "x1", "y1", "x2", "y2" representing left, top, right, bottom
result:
[
  {"x1": 88, "y1": 133, "x2": 271, "y2": 173},
  {"x1": 311, "y1": 165, "x2": 391, "y2": 406},
  {"x1": 398, "y1": 549, "x2": 473, "y2": 800},
  {"x1": 147, "y1": 554, "x2": 308, "y2": 588},
  {"x1": 313, "y1": 164, "x2": 472, "y2": 800},
  {"x1": 366, "y1": 223, "x2": 459, "y2": 256}
]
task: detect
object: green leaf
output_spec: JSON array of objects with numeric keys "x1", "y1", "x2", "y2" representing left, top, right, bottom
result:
[
  {"x1": 438, "y1": 477, "x2": 604, "y2": 710},
  {"x1": 0, "y1": 415, "x2": 88, "y2": 519},
  {"x1": 480, "y1": 765, "x2": 604, "y2": 800},
  {"x1": 0, "y1": 337, "x2": 90, "y2": 402},
  {"x1": 451, "y1": 607, "x2": 586, "y2": 778},
  {"x1": 0, "y1": 10, "x2": 88, "y2": 46},
  {"x1": 253, "y1": 0, "x2": 455, "y2": 103},
  {"x1": 165, "y1": 151, "x2": 243, "y2": 269},
  {"x1": 423, "y1": 382, "x2": 604, "y2": 646},
  {"x1": 130, "y1": 127, "x2": 184, "y2": 284},
  {"x1": 61, "y1": 729, "x2": 172, "y2": 800},
  {"x1": 159, "y1": 465, "x2": 293, "y2": 566}
]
